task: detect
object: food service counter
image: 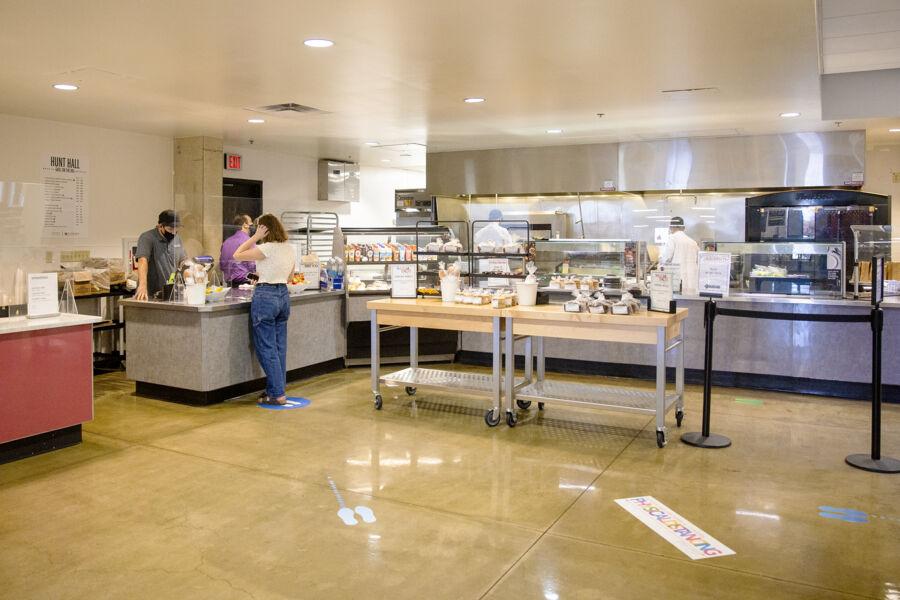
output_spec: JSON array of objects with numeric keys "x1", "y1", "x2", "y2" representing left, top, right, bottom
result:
[
  {"x1": 0, "y1": 313, "x2": 102, "y2": 463},
  {"x1": 460, "y1": 295, "x2": 900, "y2": 401},
  {"x1": 122, "y1": 290, "x2": 346, "y2": 404}
]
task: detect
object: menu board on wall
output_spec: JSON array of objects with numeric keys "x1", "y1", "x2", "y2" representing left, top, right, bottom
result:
[{"x1": 41, "y1": 154, "x2": 89, "y2": 240}]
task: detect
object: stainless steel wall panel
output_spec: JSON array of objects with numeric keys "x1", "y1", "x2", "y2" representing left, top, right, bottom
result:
[
  {"x1": 426, "y1": 143, "x2": 619, "y2": 196},
  {"x1": 618, "y1": 131, "x2": 866, "y2": 191}
]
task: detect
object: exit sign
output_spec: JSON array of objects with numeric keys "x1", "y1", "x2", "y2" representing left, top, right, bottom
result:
[{"x1": 224, "y1": 153, "x2": 242, "y2": 170}]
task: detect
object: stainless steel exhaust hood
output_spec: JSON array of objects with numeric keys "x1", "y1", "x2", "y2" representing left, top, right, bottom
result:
[
  {"x1": 426, "y1": 131, "x2": 866, "y2": 196},
  {"x1": 617, "y1": 131, "x2": 865, "y2": 191}
]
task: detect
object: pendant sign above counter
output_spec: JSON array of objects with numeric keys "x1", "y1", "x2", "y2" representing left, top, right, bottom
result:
[
  {"x1": 698, "y1": 251, "x2": 731, "y2": 298},
  {"x1": 41, "y1": 154, "x2": 88, "y2": 240}
]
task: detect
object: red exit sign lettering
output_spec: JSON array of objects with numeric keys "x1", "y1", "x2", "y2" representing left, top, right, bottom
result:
[{"x1": 224, "y1": 153, "x2": 242, "y2": 170}]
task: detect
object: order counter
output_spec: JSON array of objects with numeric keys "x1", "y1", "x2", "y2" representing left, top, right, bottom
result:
[
  {"x1": 122, "y1": 290, "x2": 346, "y2": 405},
  {"x1": 459, "y1": 294, "x2": 900, "y2": 402},
  {"x1": 0, "y1": 313, "x2": 102, "y2": 463}
]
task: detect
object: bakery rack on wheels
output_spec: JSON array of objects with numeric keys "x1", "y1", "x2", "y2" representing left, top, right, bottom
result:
[
  {"x1": 503, "y1": 306, "x2": 689, "y2": 446},
  {"x1": 367, "y1": 298, "x2": 526, "y2": 427}
]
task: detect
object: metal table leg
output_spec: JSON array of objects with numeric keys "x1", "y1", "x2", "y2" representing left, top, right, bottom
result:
[
  {"x1": 504, "y1": 316, "x2": 516, "y2": 427},
  {"x1": 371, "y1": 309, "x2": 382, "y2": 409},
  {"x1": 524, "y1": 336, "x2": 533, "y2": 383},
  {"x1": 486, "y1": 316, "x2": 502, "y2": 427},
  {"x1": 675, "y1": 329, "x2": 685, "y2": 426},
  {"x1": 536, "y1": 336, "x2": 545, "y2": 383},
  {"x1": 409, "y1": 326, "x2": 418, "y2": 371},
  {"x1": 655, "y1": 326, "x2": 667, "y2": 447}
]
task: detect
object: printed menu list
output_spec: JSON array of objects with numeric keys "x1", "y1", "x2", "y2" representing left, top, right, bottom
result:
[{"x1": 41, "y1": 154, "x2": 89, "y2": 240}]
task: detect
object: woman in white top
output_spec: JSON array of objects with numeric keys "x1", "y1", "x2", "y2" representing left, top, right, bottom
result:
[{"x1": 233, "y1": 214, "x2": 295, "y2": 405}]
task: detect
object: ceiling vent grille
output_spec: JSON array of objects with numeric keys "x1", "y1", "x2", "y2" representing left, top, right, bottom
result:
[{"x1": 254, "y1": 102, "x2": 325, "y2": 114}]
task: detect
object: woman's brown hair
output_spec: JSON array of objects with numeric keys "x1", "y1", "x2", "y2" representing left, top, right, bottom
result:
[{"x1": 256, "y1": 213, "x2": 288, "y2": 243}]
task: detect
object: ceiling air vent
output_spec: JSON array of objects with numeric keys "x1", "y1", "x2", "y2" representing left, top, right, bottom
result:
[{"x1": 252, "y1": 102, "x2": 326, "y2": 115}]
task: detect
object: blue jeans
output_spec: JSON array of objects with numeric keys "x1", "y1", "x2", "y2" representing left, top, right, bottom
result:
[{"x1": 250, "y1": 284, "x2": 291, "y2": 399}]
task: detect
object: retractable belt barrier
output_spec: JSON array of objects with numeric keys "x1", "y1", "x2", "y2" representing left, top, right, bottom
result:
[{"x1": 681, "y1": 294, "x2": 899, "y2": 474}]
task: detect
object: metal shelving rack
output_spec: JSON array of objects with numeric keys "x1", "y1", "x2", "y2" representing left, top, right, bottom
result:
[
  {"x1": 281, "y1": 211, "x2": 339, "y2": 262},
  {"x1": 468, "y1": 219, "x2": 532, "y2": 286}
]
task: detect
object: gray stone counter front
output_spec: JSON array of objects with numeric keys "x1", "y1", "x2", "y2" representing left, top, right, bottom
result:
[{"x1": 124, "y1": 291, "x2": 346, "y2": 404}]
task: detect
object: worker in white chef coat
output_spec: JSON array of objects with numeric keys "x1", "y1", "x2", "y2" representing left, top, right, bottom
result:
[{"x1": 662, "y1": 216, "x2": 699, "y2": 295}]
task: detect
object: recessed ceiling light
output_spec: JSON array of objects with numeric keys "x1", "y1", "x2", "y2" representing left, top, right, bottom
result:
[
  {"x1": 463, "y1": 97, "x2": 485, "y2": 103},
  {"x1": 381, "y1": 159, "x2": 391, "y2": 163},
  {"x1": 546, "y1": 129, "x2": 563, "y2": 134},
  {"x1": 889, "y1": 128, "x2": 900, "y2": 133},
  {"x1": 365, "y1": 141, "x2": 379, "y2": 146},
  {"x1": 304, "y1": 39, "x2": 334, "y2": 48},
  {"x1": 780, "y1": 112, "x2": 801, "y2": 118},
  {"x1": 247, "y1": 118, "x2": 265, "y2": 124},
  {"x1": 53, "y1": 83, "x2": 78, "y2": 91},
  {"x1": 632, "y1": 209, "x2": 658, "y2": 213}
]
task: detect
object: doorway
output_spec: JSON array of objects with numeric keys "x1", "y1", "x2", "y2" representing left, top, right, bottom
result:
[{"x1": 222, "y1": 178, "x2": 263, "y2": 240}]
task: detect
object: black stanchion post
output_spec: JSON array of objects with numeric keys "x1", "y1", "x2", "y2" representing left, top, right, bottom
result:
[
  {"x1": 846, "y1": 304, "x2": 900, "y2": 473},
  {"x1": 682, "y1": 299, "x2": 731, "y2": 449}
]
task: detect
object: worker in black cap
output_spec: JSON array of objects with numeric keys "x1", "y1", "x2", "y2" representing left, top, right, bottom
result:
[
  {"x1": 662, "y1": 216, "x2": 699, "y2": 294},
  {"x1": 134, "y1": 210, "x2": 186, "y2": 300}
]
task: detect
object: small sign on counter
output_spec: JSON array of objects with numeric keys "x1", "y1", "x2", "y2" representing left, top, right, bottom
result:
[
  {"x1": 390, "y1": 264, "x2": 417, "y2": 298},
  {"x1": 649, "y1": 270, "x2": 675, "y2": 313},
  {"x1": 698, "y1": 251, "x2": 731, "y2": 298},
  {"x1": 27, "y1": 272, "x2": 60, "y2": 319}
]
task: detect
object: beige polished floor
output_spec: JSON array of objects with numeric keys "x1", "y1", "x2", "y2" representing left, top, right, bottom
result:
[{"x1": 1, "y1": 365, "x2": 899, "y2": 600}]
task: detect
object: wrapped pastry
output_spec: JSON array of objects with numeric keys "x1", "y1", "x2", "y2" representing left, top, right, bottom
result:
[{"x1": 442, "y1": 239, "x2": 463, "y2": 253}]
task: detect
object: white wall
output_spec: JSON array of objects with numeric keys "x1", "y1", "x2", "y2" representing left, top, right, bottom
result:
[
  {"x1": 221, "y1": 144, "x2": 424, "y2": 228},
  {"x1": 0, "y1": 113, "x2": 173, "y2": 297}
]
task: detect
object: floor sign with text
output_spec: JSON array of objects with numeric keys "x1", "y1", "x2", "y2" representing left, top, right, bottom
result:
[{"x1": 615, "y1": 496, "x2": 736, "y2": 560}]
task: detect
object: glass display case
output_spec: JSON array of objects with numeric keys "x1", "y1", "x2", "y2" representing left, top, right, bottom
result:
[
  {"x1": 414, "y1": 221, "x2": 470, "y2": 294},
  {"x1": 850, "y1": 225, "x2": 893, "y2": 298},
  {"x1": 342, "y1": 226, "x2": 448, "y2": 294},
  {"x1": 532, "y1": 239, "x2": 649, "y2": 287},
  {"x1": 702, "y1": 241, "x2": 846, "y2": 298}
]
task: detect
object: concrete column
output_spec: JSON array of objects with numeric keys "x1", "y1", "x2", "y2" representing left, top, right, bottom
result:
[{"x1": 174, "y1": 136, "x2": 223, "y2": 260}]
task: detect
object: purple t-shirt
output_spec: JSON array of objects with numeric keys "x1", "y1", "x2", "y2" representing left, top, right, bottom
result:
[{"x1": 220, "y1": 231, "x2": 256, "y2": 283}]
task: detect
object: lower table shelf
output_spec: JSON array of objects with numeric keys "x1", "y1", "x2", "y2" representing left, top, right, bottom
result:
[
  {"x1": 516, "y1": 379, "x2": 680, "y2": 415},
  {"x1": 381, "y1": 367, "x2": 524, "y2": 397}
]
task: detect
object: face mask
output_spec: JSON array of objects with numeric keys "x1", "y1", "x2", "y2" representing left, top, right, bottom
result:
[
  {"x1": 163, "y1": 231, "x2": 175, "y2": 242},
  {"x1": 248, "y1": 225, "x2": 257, "y2": 236}
]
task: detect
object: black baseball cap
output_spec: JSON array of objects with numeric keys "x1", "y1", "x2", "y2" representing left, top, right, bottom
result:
[
  {"x1": 158, "y1": 210, "x2": 181, "y2": 227},
  {"x1": 669, "y1": 216, "x2": 685, "y2": 227}
]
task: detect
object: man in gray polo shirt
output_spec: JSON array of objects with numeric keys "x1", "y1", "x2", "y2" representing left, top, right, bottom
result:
[{"x1": 135, "y1": 210, "x2": 186, "y2": 300}]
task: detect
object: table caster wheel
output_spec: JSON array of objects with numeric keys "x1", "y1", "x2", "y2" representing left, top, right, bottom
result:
[
  {"x1": 374, "y1": 394, "x2": 383, "y2": 410},
  {"x1": 656, "y1": 430, "x2": 667, "y2": 448},
  {"x1": 516, "y1": 399, "x2": 532, "y2": 410},
  {"x1": 506, "y1": 411, "x2": 518, "y2": 427},
  {"x1": 405, "y1": 386, "x2": 417, "y2": 396},
  {"x1": 538, "y1": 402, "x2": 545, "y2": 411},
  {"x1": 484, "y1": 409, "x2": 501, "y2": 427},
  {"x1": 675, "y1": 409, "x2": 685, "y2": 428}
]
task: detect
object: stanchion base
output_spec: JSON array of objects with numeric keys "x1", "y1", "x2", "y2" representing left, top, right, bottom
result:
[
  {"x1": 681, "y1": 432, "x2": 732, "y2": 448},
  {"x1": 845, "y1": 454, "x2": 900, "y2": 474}
]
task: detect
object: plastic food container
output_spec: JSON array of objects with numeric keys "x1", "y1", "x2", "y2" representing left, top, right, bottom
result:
[
  {"x1": 440, "y1": 276, "x2": 459, "y2": 303},
  {"x1": 516, "y1": 281, "x2": 538, "y2": 306},
  {"x1": 184, "y1": 284, "x2": 206, "y2": 305}
]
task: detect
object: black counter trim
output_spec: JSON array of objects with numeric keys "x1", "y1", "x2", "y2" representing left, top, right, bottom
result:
[
  {"x1": 456, "y1": 351, "x2": 900, "y2": 403},
  {"x1": 0, "y1": 425, "x2": 82, "y2": 465},
  {"x1": 135, "y1": 357, "x2": 345, "y2": 406}
]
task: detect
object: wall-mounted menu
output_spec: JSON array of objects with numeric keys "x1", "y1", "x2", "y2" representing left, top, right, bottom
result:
[{"x1": 41, "y1": 154, "x2": 89, "y2": 240}]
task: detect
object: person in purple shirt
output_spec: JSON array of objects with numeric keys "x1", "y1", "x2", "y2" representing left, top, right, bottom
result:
[{"x1": 220, "y1": 214, "x2": 257, "y2": 286}]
